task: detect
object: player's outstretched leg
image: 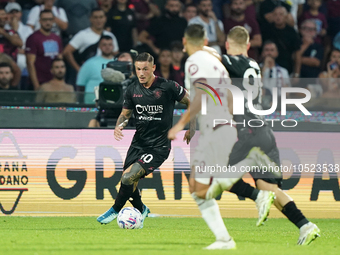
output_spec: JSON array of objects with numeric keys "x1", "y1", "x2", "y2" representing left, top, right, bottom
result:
[
  {"x1": 246, "y1": 147, "x2": 280, "y2": 178},
  {"x1": 139, "y1": 204, "x2": 150, "y2": 229},
  {"x1": 128, "y1": 187, "x2": 150, "y2": 228},
  {"x1": 255, "y1": 190, "x2": 275, "y2": 226},
  {"x1": 97, "y1": 207, "x2": 119, "y2": 224},
  {"x1": 297, "y1": 222, "x2": 320, "y2": 245},
  {"x1": 191, "y1": 192, "x2": 236, "y2": 250},
  {"x1": 97, "y1": 163, "x2": 145, "y2": 224}
]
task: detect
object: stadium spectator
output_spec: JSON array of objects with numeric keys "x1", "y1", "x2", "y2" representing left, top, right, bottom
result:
[
  {"x1": 286, "y1": 0, "x2": 305, "y2": 29},
  {"x1": 183, "y1": 4, "x2": 197, "y2": 22},
  {"x1": 99, "y1": 0, "x2": 114, "y2": 14},
  {"x1": 54, "y1": 0, "x2": 98, "y2": 41},
  {"x1": 5, "y1": 2, "x2": 33, "y2": 90},
  {"x1": 63, "y1": 8, "x2": 119, "y2": 73},
  {"x1": 129, "y1": 0, "x2": 161, "y2": 33},
  {"x1": 170, "y1": 41, "x2": 185, "y2": 73},
  {"x1": 26, "y1": 0, "x2": 68, "y2": 37},
  {"x1": 260, "y1": 40, "x2": 291, "y2": 96},
  {"x1": 0, "y1": 62, "x2": 16, "y2": 90},
  {"x1": 211, "y1": 0, "x2": 229, "y2": 21},
  {"x1": 105, "y1": 0, "x2": 138, "y2": 52},
  {"x1": 26, "y1": 10, "x2": 63, "y2": 90},
  {"x1": 223, "y1": 0, "x2": 256, "y2": 21},
  {"x1": 154, "y1": 48, "x2": 184, "y2": 86},
  {"x1": 258, "y1": 0, "x2": 295, "y2": 28},
  {"x1": 188, "y1": 0, "x2": 224, "y2": 55},
  {"x1": 0, "y1": 5, "x2": 22, "y2": 62},
  {"x1": 261, "y1": 6, "x2": 301, "y2": 75},
  {"x1": 319, "y1": 49, "x2": 340, "y2": 98},
  {"x1": 0, "y1": 52, "x2": 21, "y2": 88},
  {"x1": 297, "y1": 19, "x2": 323, "y2": 78},
  {"x1": 223, "y1": 0, "x2": 262, "y2": 61},
  {"x1": 76, "y1": 35, "x2": 115, "y2": 103},
  {"x1": 16, "y1": 0, "x2": 42, "y2": 24},
  {"x1": 138, "y1": 0, "x2": 187, "y2": 56},
  {"x1": 35, "y1": 58, "x2": 76, "y2": 103},
  {"x1": 325, "y1": 0, "x2": 340, "y2": 39},
  {"x1": 299, "y1": 0, "x2": 327, "y2": 45}
]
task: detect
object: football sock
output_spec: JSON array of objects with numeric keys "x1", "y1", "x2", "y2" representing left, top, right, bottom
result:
[
  {"x1": 112, "y1": 182, "x2": 134, "y2": 212},
  {"x1": 229, "y1": 179, "x2": 259, "y2": 201},
  {"x1": 128, "y1": 188, "x2": 144, "y2": 213},
  {"x1": 281, "y1": 201, "x2": 309, "y2": 228},
  {"x1": 192, "y1": 193, "x2": 231, "y2": 242}
]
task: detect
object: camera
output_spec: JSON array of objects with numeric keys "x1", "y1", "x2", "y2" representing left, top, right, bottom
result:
[{"x1": 96, "y1": 60, "x2": 135, "y2": 127}]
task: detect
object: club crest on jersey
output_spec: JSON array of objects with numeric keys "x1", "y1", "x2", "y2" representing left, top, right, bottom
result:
[
  {"x1": 188, "y1": 64, "x2": 199, "y2": 75},
  {"x1": 153, "y1": 89, "x2": 162, "y2": 99}
]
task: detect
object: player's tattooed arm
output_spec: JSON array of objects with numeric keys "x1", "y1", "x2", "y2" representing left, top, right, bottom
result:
[
  {"x1": 117, "y1": 109, "x2": 133, "y2": 128},
  {"x1": 114, "y1": 109, "x2": 132, "y2": 141}
]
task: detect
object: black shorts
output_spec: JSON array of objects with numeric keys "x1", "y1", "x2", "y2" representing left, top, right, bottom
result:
[
  {"x1": 123, "y1": 146, "x2": 170, "y2": 177},
  {"x1": 228, "y1": 126, "x2": 282, "y2": 187}
]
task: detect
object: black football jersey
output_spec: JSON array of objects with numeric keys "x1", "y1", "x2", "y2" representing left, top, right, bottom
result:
[
  {"x1": 221, "y1": 54, "x2": 266, "y2": 128},
  {"x1": 123, "y1": 76, "x2": 186, "y2": 149}
]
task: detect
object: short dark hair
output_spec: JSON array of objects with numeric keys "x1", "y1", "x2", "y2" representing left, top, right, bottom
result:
[
  {"x1": 51, "y1": 58, "x2": 65, "y2": 67},
  {"x1": 170, "y1": 41, "x2": 183, "y2": 52},
  {"x1": 0, "y1": 62, "x2": 13, "y2": 72},
  {"x1": 135, "y1": 52, "x2": 154, "y2": 65},
  {"x1": 91, "y1": 7, "x2": 105, "y2": 16},
  {"x1": 184, "y1": 24, "x2": 206, "y2": 46},
  {"x1": 263, "y1": 40, "x2": 277, "y2": 48},
  {"x1": 184, "y1": 3, "x2": 196, "y2": 10},
  {"x1": 40, "y1": 9, "x2": 53, "y2": 18},
  {"x1": 99, "y1": 35, "x2": 113, "y2": 42}
]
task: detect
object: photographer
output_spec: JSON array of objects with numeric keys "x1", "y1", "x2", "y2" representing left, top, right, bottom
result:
[{"x1": 88, "y1": 52, "x2": 134, "y2": 127}]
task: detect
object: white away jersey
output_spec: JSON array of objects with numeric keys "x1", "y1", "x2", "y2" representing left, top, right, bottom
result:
[{"x1": 185, "y1": 50, "x2": 233, "y2": 134}]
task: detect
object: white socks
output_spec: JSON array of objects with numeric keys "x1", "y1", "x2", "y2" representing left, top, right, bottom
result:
[{"x1": 192, "y1": 193, "x2": 231, "y2": 242}]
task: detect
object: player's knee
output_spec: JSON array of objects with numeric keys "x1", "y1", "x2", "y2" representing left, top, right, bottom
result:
[
  {"x1": 195, "y1": 190, "x2": 207, "y2": 199},
  {"x1": 121, "y1": 173, "x2": 133, "y2": 185},
  {"x1": 121, "y1": 163, "x2": 144, "y2": 185}
]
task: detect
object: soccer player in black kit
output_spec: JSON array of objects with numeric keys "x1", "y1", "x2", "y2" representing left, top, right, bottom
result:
[
  {"x1": 215, "y1": 26, "x2": 320, "y2": 245},
  {"x1": 97, "y1": 52, "x2": 193, "y2": 228}
]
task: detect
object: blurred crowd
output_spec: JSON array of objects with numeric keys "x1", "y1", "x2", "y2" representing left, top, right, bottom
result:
[{"x1": 0, "y1": 0, "x2": 339, "y2": 104}]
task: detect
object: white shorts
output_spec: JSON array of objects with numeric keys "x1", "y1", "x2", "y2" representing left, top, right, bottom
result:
[{"x1": 192, "y1": 125, "x2": 237, "y2": 185}]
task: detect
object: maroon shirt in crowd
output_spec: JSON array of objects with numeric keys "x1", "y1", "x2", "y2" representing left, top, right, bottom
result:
[
  {"x1": 0, "y1": 29, "x2": 19, "y2": 61},
  {"x1": 25, "y1": 30, "x2": 63, "y2": 84},
  {"x1": 129, "y1": 0, "x2": 151, "y2": 33},
  {"x1": 223, "y1": 17, "x2": 261, "y2": 61},
  {"x1": 326, "y1": 0, "x2": 340, "y2": 18},
  {"x1": 299, "y1": 11, "x2": 327, "y2": 44}
]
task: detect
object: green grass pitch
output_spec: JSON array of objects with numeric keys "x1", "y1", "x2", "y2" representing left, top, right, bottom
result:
[{"x1": 1, "y1": 217, "x2": 339, "y2": 255}]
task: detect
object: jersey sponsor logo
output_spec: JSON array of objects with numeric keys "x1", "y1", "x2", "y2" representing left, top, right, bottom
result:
[
  {"x1": 188, "y1": 64, "x2": 199, "y2": 76},
  {"x1": 133, "y1": 94, "x2": 143, "y2": 97},
  {"x1": 138, "y1": 116, "x2": 161, "y2": 121},
  {"x1": 135, "y1": 104, "x2": 163, "y2": 114}
]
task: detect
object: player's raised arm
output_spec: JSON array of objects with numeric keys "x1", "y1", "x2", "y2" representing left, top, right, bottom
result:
[
  {"x1": 178, "y1": 90, "x2": 196, "y2": 144},
  {"x1": 114, "y1": 108, "x2": 132, "y2": 141},
  {"x1": 168, "y1": 79, "x2": 206, "y2": 141}
]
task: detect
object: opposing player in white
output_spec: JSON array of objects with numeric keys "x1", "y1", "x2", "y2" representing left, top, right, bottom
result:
[{"x1": 168, "y1": 24, "x2": 275, "y2": 250}]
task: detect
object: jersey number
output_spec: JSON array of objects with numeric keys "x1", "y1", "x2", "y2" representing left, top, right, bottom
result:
[
  {"x1": 243, "y1": 68, "x2": 262, "y2": 101},
  {"x1": 141, "y1": 154, "x2": 153, "y2": 163}
]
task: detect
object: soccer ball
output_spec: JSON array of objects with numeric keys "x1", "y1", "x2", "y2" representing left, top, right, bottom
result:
[{"x1": 117, "y1": 207, "x2": 142, "y2": 229}]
